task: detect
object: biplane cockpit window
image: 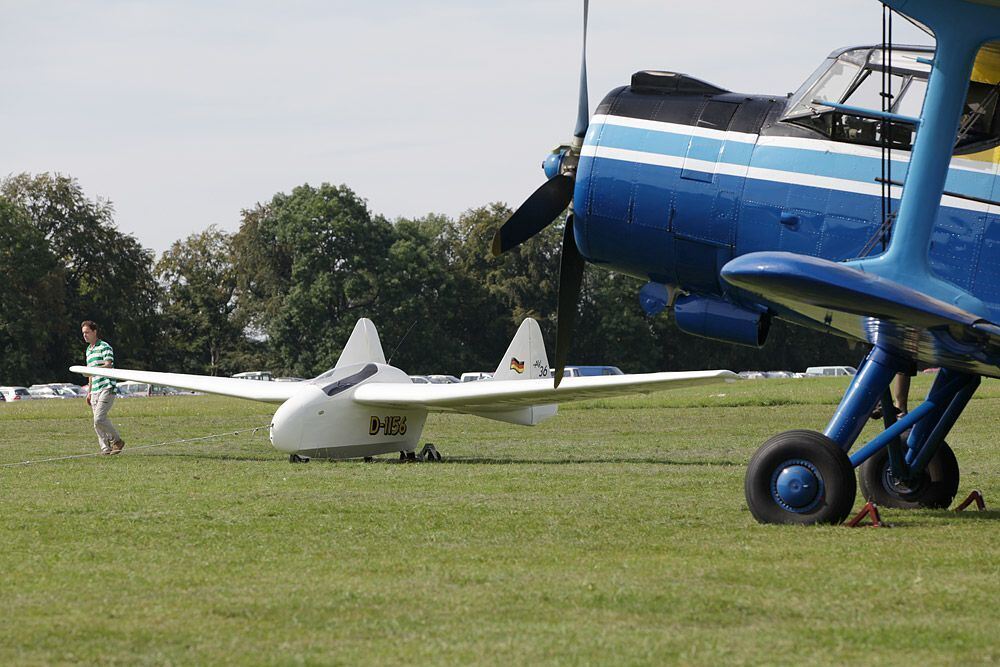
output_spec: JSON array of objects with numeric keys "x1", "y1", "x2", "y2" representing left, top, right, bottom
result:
[
  {"x1": 782, "y1": 46, "x2": 929, "y2": 151},
  {"x1": 783, "y1": 45, "x2": 1000, "y2": 155},
  {"x1": 954, "y1": 80, "x2": 1000, "y2": 154}
]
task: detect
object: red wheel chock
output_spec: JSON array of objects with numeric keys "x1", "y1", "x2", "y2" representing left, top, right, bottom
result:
[
  {"x1": 955, "y1": 490, "x2": 986, "y2": 512},
  {"x1": 845, "y1": 501, "x2": 885, "y2": 527}
]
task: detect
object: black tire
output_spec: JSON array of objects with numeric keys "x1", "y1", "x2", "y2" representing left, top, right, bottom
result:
[
  {"x1": 745, "y1": 429, "x2": 857, "y2": 525},
  {"x1": 858, "y1": 441, "x2": 959, "y2": 509}
]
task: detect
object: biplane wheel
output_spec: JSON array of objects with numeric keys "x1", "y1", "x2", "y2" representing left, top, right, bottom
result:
[
  {"x1": 858, "y1": 441, "x2": 959, "y2": 509},
  {"x1": 745, "y1": 430, "x2": 856, "y2": 525}
]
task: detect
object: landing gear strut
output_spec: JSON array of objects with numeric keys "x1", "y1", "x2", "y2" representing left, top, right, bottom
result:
[{"x1": 745, "y1": 346, "x2": 980, "y2": 525}]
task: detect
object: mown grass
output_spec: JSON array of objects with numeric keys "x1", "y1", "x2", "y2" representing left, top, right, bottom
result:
[{"x1": 1, "y1": 376, "x2": 998, "y2": 665}]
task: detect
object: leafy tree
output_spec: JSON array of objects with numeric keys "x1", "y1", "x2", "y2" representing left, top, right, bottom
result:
[
  {"x1": 1, "y1": 173, "x2": 161, "y2": 379},
  {"x1": 0, "y1": 199, "x2": 67, "y2": 384},
  {"x1": 156, "y1": 226, "x2": 244, "y2": 375},
  {"x1": 232, "y1": 183, "x2": 395, "y2": 376},
  {"x1": 449, "y1": 203, "x2": 562, "y2": 366}
]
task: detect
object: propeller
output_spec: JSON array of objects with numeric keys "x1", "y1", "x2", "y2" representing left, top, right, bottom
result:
[{"x1": 492, "y1": 0, "x2": 590, "y2": 387}]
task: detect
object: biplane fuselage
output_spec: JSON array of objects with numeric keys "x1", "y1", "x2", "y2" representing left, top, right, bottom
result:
[
  {"x1": 572, "y1": 44, "x2": 1000, "y2": 375},
  {"x1": 497, "y1": 0, "x2": 1000, "y2": 524}
]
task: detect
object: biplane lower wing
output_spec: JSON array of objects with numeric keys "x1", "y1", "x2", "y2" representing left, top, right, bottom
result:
[{"x1": 721, "y1": 251, "x2": 1000, "y2": 377}]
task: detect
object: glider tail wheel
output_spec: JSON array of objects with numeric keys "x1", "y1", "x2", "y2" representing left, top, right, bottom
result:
[
  {"x1": 745, "y1": 430, "x2": 857, "y2": 525},
  {"x1": 858, "y1": 442, "x2": 960, "y2": 509},
  {"x1": 491, "y1": 0, "x2": 590, "y2": 387}
]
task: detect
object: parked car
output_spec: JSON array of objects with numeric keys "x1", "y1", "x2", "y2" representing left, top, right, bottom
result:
[
  {"x1": 49, "y1": 383, "x2": 86, "y2": 397},
  {"x1": 117, "y1": 381, "x2": 151, "y2": 397},
  {"x1": 427, "y1": 374, "x2": 460, "y2": 384},
  {"x1": 804, "y1": 366, "x2": 857, "y2": 377},
  {"x1": 232, "y1": 371, "x2": 273, "y2": 381},
  {"x1": 460, "y1": 372, "x2": 493, "y2": 382},
  {"x1": 28, "y1": 386, "x2": 62, "y2": 399},
  {"x1": 563, "y1": 365, "x2": 624, "y2": 377},
  {"x1": 274, "y1": 377, "x2": 305, "y2": 383},
  {"x1": 409, "y1": 375, "x2": 431, "y2": 384},
  {"x1": 1, "y1": 386, "x2": 32, "y2": 401},
  {"x1": 29, "y1": 383, "x2": 81, "y2": 398}
]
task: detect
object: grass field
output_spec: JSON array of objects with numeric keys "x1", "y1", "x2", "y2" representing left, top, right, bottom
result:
[{"x1": 1, "y1": 376, "x2": 998, "y2": 665}]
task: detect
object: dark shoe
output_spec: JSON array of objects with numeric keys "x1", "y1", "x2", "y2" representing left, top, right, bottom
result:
[
  {"x1": 110, "y1": 439, "x2": 126, "y2": 454},
  {"x1": 870, "y1": 404, "x2": 903, "y2": 421}
]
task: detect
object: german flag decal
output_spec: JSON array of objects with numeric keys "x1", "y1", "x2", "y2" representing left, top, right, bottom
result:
[{"x1": 510, "y1": 357, "x2": 525, "y2": 373}]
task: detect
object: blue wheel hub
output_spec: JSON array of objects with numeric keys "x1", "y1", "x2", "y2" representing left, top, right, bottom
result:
[{"x1": 771, "y1": 460, "x2": 824, "y2": 513}]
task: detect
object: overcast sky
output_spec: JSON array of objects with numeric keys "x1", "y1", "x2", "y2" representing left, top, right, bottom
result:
[{"x1": 2, "y1": 1, "x2": 931, "y2": 254}]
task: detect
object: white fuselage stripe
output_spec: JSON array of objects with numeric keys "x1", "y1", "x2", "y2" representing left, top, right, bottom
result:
[
  {"x1": 580, "y1": 144, "x2": 993, "y2": 213},
  {"x1": 589, "y1": 114, "x2": 998, "y2": 176}
]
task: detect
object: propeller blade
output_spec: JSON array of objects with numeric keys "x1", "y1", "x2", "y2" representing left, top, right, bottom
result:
[
  {"x1": 492, "y1": 174, "x2": 574, "y2": 256},
  {"x1": 574, "y1": 0, "x2": 590, "y2": 139},
  {"x1": 553, "y1": 214, "x2": 586, "y2": 388}
]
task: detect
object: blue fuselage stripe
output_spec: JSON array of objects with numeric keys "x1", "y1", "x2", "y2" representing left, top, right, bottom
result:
[{"x1": 588, "y1": 122, "x2": 998, "y2": 200}]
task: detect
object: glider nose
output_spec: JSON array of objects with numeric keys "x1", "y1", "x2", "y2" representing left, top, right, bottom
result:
[
  {"x1": 269, "y1": 402, "x2": 302, "y2": 452},
  {"x1": 269, "y1": 385, "x2": 330, "y2": 453}
]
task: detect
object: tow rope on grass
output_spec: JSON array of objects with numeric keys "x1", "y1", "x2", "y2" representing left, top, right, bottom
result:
[{"x1": 1, "y1": 425, "x2": 271, "y2": 468}]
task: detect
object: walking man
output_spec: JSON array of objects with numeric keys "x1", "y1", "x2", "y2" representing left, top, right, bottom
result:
[{"x1": 82, "y1": 320, "x2": 125, "y2": 455}]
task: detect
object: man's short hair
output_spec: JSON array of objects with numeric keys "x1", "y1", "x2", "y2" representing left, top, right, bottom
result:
[{"x1": 81, "y1": 320, "x2": 99, "y2": 332}]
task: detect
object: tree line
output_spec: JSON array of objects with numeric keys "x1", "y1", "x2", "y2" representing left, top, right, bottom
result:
[{"x1": 0, "y1": 173, "x2": 858, "y2": 385}]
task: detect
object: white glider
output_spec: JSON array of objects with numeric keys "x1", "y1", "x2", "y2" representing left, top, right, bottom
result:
[{"x1": 72, "y1": 318, "x2": 737, "y2": 461}]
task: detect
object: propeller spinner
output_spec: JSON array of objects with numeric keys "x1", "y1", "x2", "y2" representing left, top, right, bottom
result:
[{"x1": 492, "y1": 0, "x2": 590, "y2": 387}]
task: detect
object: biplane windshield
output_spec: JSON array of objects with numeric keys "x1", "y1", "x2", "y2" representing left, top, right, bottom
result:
[
  {"x1": 782, "y1": 45, "x2": 931, "y2": 150},
  {"x1": 782, "y1": 44, "x2": 1000, "y2": 155}
]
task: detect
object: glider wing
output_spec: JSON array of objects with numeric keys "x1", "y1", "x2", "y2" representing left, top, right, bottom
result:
[
  {"x1": 69, "y1": 366, "x2": 304, "y2": 404},
  {"x1": 352, "y1": 369, "x2": 737, "y2": 412}
]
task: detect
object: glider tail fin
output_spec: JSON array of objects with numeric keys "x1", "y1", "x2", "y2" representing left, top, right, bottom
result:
[
  {"x1": 492, "y1": 318, "x2": 551, "y2": 381},
  {"x1": 334, "y1": 318, "x2": 387, "y2": 369}
]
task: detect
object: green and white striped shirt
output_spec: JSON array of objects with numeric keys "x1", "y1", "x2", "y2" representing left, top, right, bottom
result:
[{"x1": 86, "y1": 340, "x2": 117, "y2": 393}]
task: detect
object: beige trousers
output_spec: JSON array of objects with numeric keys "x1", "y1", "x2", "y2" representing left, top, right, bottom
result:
[{"x1": 91, "y1": 388, "x2": 121, "y2": 452}]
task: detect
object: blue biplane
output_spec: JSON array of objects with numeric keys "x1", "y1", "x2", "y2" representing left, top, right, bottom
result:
[{"x1": 495, "y1": 0, "x2": 1000, "y2": 524}]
